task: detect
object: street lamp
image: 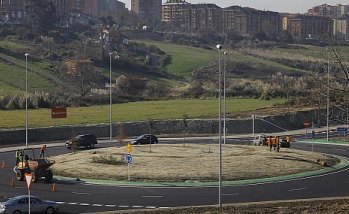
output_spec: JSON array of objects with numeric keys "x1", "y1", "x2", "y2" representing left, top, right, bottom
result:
[
  {"x1": 109, "y1": 51, "x2": 117, "y2": 141},
  {"x1": 216, "y1": 44, "x2": 223, "y2": 208},
  {"x1": 326, "y1": 48, "x2": 330, "y2": 141},
  {"x1": 223, "y1": 52, "x2": 227, "y2": 145},
  {"x1": 25, "y1": 53, "x2": 29, "y2": 147}
]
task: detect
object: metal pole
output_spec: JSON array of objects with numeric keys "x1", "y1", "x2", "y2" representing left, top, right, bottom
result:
[
  {"x1": 327, "y1": 49, "x2": 330, "y2": 141},
  {"x1": 223, "y1": 52, "x2": 227, "y2": 144},
  {"x1": 25, "y1": 53, "x2": 29, "y2": 148},
  {"x1": 216, "y1": 44, "x2": 222, "y2": 208}
]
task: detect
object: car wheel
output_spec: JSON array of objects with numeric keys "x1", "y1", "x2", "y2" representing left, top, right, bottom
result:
[
  {"x1": 13, "y1": 210, "x2": 22, "y2": 214},
  {"x1": 16, "y1": 169, "x2": 25, "y2": 181},
  {"x1": 45, "y1": 207, "x2": 55, "y2": 214},
  {"x1": 90, "y1": 142, "x2": 95, "y2": 148}
]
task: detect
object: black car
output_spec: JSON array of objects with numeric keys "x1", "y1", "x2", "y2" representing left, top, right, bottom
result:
[
  {"x1": 65, "y1": 134, "x2": 97, "y2": 149},
  {"x1": 131, "y1": 134, "x2": 158, "y2": 145},
  {"x1": 280, "y1": 139, "x2": 291, "y2": 148}
]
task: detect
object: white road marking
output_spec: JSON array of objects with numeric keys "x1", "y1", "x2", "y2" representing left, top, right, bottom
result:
[
  {"x1": 56, "y1": 202, "x2": 65, "y2": 204},
  {"x1": 105, "y1": 204, "x2": 117, "y2": 207},
  {"x1": 92, "y1": 204, "x2": 103, "y2": 207},
  {"x1": 142, "y1": 195, "x2": 163, "y2": 198},
  {"x1": 159, "y1": 207, "x2": 171, "y2": 209},
  {"x1": 67, "y1": 202, "x2": 78, "y2": 205},
  {"x1": 145, "y1": 206, "x2": 157, "y2": 209},
  {"x1": 79, "y1": 203, "x2": 90, "y2": 206},
  {"x1": 118, "y1": 205, "x2": 130, "y2": 208},
  {"x1": 289, "y1": 187, "x2": 307, "y2": 192},
  {"x1": 223, "y1": 193, "x2": 239, "y2": 196},
  {"x1": 132, "y1": 205, "x2": 143, "y2": 208},
  {"x1": 72, "y1": 192, "x2": 91, "y2": 195}
]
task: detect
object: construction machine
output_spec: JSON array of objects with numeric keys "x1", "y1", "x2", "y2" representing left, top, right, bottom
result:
[{"x1": 15, "y1": 148, "x2": 55, "y2": 183}]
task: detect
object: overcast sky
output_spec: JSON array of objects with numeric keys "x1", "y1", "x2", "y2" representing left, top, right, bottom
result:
[{"x1": 119, "y1": 0, "x2": 348, "y2": 14}]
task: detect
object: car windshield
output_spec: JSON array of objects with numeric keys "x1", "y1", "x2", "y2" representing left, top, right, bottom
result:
[
  {"x1": 136, "y1": 135, "x2": 146, "y2": 140},
  {"x1": 6, "y1": 197, "x2": 17, "y2": 203}
]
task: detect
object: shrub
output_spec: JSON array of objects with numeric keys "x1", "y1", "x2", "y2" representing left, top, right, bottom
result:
[{"x1": 92, "y1": 155, "x2": 125, "y2": 165}]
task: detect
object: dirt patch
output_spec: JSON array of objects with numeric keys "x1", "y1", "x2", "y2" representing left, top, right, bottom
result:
[{"x1": 50, "y1": 144, "x2": 339, "y2": 182}]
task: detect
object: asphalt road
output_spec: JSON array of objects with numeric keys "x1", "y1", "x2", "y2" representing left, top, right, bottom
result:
[{"x1": 1, "y1": 128, "x2": 348, "y2": 213}]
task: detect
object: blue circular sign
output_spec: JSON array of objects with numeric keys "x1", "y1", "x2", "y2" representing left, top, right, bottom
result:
[{"x1": 126, "y1": 154, "x2": 132, "y2": 164}]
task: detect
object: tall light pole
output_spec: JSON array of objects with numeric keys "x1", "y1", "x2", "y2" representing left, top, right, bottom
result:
[
  {"x1": 216, "y1": 44, "x2": 223, "y2": 208},
  {"x1": 326, "y1": 48, "x2": 330, "y2": 141},
  {"x1": 25, "y1": 53, "x2": 29, "y2": 147},
  {"x1": 109, "y1": 51, "x2": 117, "y2": 141},
  {"x1": 223, "y1": 52, "x2": 227, "y2": 144}
]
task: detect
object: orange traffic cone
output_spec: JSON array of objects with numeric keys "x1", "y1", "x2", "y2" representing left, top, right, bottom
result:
[
  {"x1": 11, "y1": 178, "x2": 15, "y2": 186},
  {"x1": 52, "y1": 182, "x2": 56, "y2": 192},
  {"x1": 1, "y1": 160, "x2": 6, "y2": 168}
]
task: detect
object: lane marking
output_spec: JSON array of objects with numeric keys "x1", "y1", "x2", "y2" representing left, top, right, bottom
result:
[
  {"x1": 56, "y1": 202, "x2": 65, "y2": 204},
  {"x1": 223, "y1": 193, "x2": 239, "y2": 196},
  {"x1": 105, "y1": 204, "x2": 117, "y2": 207},
  {"x1": 119, "y1": 205, "x2": 130, "y2": 208},
  {"x1": 142, "y1": 195, "x2": 163, "y2": 198},
  {"x1": 289, "y1": 187, "x2": 307, "y2": 192},
  {"x1": 67, "y1": 202, "x2": 78, "y2": 205},
  {"x1": 72, "y1": 192, "x2": 91, "y2": 195},
  {"x1": 145, "y1": 206, "x2": 157, "y2": 209},
  {"x1": 92, "y1": 204, "x2": 103, "y2": 207},
  {"x1": 132, "y1": 205, "x2": 143, "y2": 208},
  {"x1": 79, "y1": 203, "x2": 90, "y2": 206}
]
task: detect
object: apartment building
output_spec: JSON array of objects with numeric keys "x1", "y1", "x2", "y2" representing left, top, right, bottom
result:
[
  {"x1": 181, "y1": 3, "x2": 222, "y2": 31},
  {"x1": 131, "y1": 0, "x2": 162, "y2": 21},
  {"x1": 333, "y1": 15, "x2": 349, "y2": 40},
  {"x1": 282, "y1": 14, "x2": 333, "y2": 40},
  {"x1": 162, "y1": 0, "x2": 190, "y2": 22},
  {"x1": 223, "y1": 6, "x2": 282, "y2": 37},
  {"x1": 307, "y1": 4, "x2": 349, "y2": 18}
]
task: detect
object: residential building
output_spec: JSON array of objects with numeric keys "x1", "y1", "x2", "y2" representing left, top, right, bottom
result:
[
  {"x1": 223, "y1": 6, "x2": 282, "y2": 38},
  {"x1": 333, "y1": 14, "x2": 349, "y2": 40},
  {"x1": 282, "y1": 14, "x2": 333, "y2": 40},
  {"x1": 0, "y1": 0, "x2": 27, "y2": 21},
  {"x1": 182, "y1": 3, "x2": 222, "y2": 31},
  {"x1": 307, "y1": 4, "x2": 349, "y2": 18},
  {"x1": 162, "y1": 0, "x2": 190, "y2": 22},
  {"x1": 131, "y1": 0, "x2": 162, "y2": 21},
  {"x1": 85, "y1": 0, "x2": 98, "y2": 17}
]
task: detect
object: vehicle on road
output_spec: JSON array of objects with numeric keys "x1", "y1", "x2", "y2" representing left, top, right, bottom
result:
[
  {"x1": 280, "y1": 139, "x2": 291, "y2": 148},
  {"x1": 15, "y1": 148, "x2": 55, "y2": 183},
  {"x1": 252, "y1": 135, "x2": 267, "y2": 145},
  {"x1": 65, "y1": 134, "x2": 97, "y2": 149},
  {"x1": 131, "y1": 134, "x2": 158, "y2": 145},
  {"x1": 0, "y1": 195, "x2": 59, "y2": 214}
]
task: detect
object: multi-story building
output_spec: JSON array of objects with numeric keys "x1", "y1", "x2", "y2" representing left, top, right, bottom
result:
[
  {"x1": 307, "y1": 4, "x2": 349, "y2": 18},
  {"x1": 282, "y1": 14, "x2": 333, "y2": 40},
  {"x1": 223, "y1": 6, "x2": 282, "y2": 38},
  {"x1": 131, "y1": 0, "x2": 162, "y2": 21},
  {"x1": 162, "y1": 0, "x2": 190, "y2": 22},
  {"x1": 333, "y1": 14, "x2": 349, "y2": 40},
  {"x1": 51, "y1": 0, "x2": 69, "y2": 23},
  {"x1": 182, "y1": 3, "x2": 222, "y2": 31},
  {"x1": 85, "y1": 0, "x2": 98, "y2": 17}
]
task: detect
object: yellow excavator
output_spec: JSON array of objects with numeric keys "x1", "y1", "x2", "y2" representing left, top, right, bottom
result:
[{"x1": 15, "y1": 148, "x2": 55, "y2": 183}]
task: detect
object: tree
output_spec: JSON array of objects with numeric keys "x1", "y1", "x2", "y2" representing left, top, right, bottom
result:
[
  {"x1": 117, "y1": 124, "x2": 126, "y2": 145},
  {"x1": 28, "y1": 0, "x2": 58, "y2": 35},
  {"x1": 280, "y1": 30, "x2": 294, "y2": 43}
]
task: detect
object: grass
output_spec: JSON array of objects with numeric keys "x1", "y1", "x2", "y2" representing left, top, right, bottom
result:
[
  {"x1": 0, "y1": 98, "x2": 285, "y2": 128},
  {"x1": 132, "y1": 40, "x2": 215, "y2": 81}
]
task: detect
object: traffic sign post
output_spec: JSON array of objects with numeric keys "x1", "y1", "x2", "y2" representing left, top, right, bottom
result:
[
  {"x1": 126, "y1": 153, "x2": 132, "y2": 181},
  {"x1": 311, "y1": 130, "x2": 315, "y2": 152},
  {"x1": 25, "y1": 173, "x2": 33, "y2": 214}
]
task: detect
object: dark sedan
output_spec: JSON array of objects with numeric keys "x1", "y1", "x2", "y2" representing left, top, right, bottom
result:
[
  {"x1": 131, "y1": 134, "x2": 158, "y2": 145},
  {"x1": 0, "y1": 195, "x2": 59, "y2": 214}
]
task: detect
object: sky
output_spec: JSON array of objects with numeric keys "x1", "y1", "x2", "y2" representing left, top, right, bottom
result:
[{"x1": 119, "y1": 0, "x2": 348, "y2": 14}]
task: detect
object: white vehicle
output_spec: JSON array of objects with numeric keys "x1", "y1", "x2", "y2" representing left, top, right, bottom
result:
[{"x1": 252, "y1": 135, "x2": 266, "y2": 145}]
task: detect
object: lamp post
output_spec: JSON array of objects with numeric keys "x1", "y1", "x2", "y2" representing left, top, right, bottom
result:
[
  {"x1": 216, "y1": 44, "x2": 223, "y2": 208},
  {"x1": 326, "y1": 48, "x2": 330, "y2": 141},
  {"x1": 109, "y1": 51, "x2": 117, "y2": 141},
  {"x1": 223, "y1": 52, "x2": 227, "y2": 144},
  {"x1": 25, "y1": 53, "x2": 29, "y2": 147}
]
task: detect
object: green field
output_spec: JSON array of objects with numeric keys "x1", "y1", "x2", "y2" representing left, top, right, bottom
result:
[
  {"x1": 134, "y1": 40, "x2": 215, "y2": 81},
  {"x1": 0, "y1": 98, "x2": 285, "y2": 128}
]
